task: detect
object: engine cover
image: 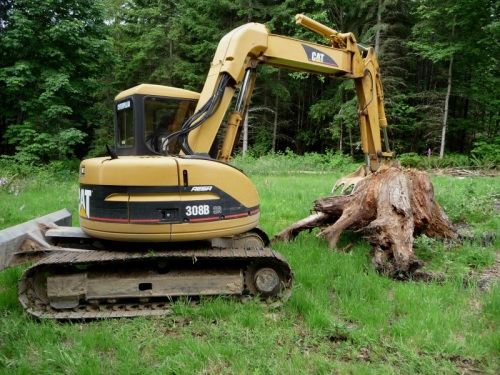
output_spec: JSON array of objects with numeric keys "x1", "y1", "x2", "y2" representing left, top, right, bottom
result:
[{"x1": 78, "y1": 156, "x2": 260, "y2": 242}]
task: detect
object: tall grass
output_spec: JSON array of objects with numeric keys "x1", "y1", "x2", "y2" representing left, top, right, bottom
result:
[
  {"x1": 0, "y1": 168, "x2": 79, "y2": 227},
  {"x1": 231, "y1": 149, "x2": 356, "y2": 174},
  {"x1": 397, "y1": 152, "x2": 498, "y2": 170},
  {"x1": 0, "y1": 155, "x2": 498, "y2": 374}
]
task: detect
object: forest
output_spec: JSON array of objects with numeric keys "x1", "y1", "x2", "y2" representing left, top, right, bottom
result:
[{"x1": 0, "y1": 0, "x2": 498, "y2": 167}]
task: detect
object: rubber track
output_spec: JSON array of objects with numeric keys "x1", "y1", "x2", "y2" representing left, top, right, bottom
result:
[{"x1": 18, "y1": 247, "x2": 293, "y2": 320}]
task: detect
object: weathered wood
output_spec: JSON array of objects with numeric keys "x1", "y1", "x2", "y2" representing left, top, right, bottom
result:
[
  {"x1": 273, "y1": 212, "x2": 335, "y2": 242},
  {"x1": 274, "y1": 167, "x2": 457, "y2": 278}
]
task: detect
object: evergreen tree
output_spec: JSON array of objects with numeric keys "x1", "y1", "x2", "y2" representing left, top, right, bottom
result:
[
  {"x1": 408, "y1": 0, "x2": 499, "y2": 157},
  {"x1": 0, "y1": 0, "x2": 115, "y2": 163}
]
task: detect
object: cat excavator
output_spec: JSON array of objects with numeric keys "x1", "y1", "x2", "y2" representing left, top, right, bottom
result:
[{"x1": 0, "y1": 14, "x2": 393, "y2": 319}]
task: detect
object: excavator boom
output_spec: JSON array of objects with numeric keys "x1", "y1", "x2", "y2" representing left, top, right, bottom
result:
[{"x1": 184, "y1": 14, "x2": 393, "y2": 174}]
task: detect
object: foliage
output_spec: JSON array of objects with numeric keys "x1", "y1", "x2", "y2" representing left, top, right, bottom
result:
[
  {"x1": 434, "y1": 176, "x2": 499, "y2": 226},
  {"x1": 471, "y1": 135, "x2": 500, "y2": 167},
  {"x1": 3, "y1": 122, "x2": 86, "y2": 163},
  {"x1": 398, "y1": 152, "x2": 497, "y2": 170},
  {"x1": 0, "y1": 175, "x2": 17, "y2": 195},
  {"x1": 232, "y1": 149, "x2": 356, "y2": 174},
  {"x1": 0, "y1": 0, "x2": 115, "y2": 162},
  {"x1": 0, "y1": 0, "x2": 498, "y2": 171},
  {"x1": 406, "y1": 0, "x2": 499, "y2": 159}
]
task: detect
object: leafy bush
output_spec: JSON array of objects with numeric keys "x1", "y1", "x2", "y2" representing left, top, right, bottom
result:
[
  {"x1": 471, "y1": 135, "x2": 500, "y2": 167},
  {"x1": 232, "y1": 149, "x2": 356, "y2": 174},
  {"x1": 235, "y1": 149, "x2": 497, "y2": 175},
  {"x1": 0, "y1": 155, "x2": 80, "y2": 183},
  {"x1": 4, "y1": 122, "x2": 86, "y2": 164},
  {"x1": 397, "y1": 152, "x2": 424, "y2": 168}
]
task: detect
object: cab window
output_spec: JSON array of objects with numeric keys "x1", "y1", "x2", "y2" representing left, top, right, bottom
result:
[{"x1": 116, "y1": 99, "x2": 134, "y2": 148}]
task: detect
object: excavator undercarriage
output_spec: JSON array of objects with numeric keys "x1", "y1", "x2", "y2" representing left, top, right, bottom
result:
[{"x1": 2, "y1": 210, "x2": 293, "y2": 320}]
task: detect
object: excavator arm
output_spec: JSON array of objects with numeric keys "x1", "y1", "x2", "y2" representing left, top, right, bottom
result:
[{"x1": 181, "y1": 14, "x2": 393, "y2": 179}]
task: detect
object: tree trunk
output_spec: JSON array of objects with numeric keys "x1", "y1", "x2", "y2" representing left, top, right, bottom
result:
[
  {"x1": 274, "y1": 167, "x2": 457, "y2": 278},
  {"x1": 339, "y1": 122, "x2": 343, "y2": 152},
  {"x1": 348, "y1": 126, "x2": 353, "y2": 157},
  {"x1": 440, "y1": 54, "x2": 453, "y2": 159},
  {"x1": 375, "y1": 0, "x2": 383, "y2": 55},
  {"x1": 439, "y1": 17, "x2": 456, "y2": 159}
]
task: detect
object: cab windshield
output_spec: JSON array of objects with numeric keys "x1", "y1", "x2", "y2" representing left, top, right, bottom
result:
[{"x1": 144, "y1": 97, "x2": 197, "y2": 154}]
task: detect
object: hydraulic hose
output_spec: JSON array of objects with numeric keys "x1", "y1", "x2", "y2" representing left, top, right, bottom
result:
[{"x1": 162, "y1": 73, "x2": 232, "y2": 156}]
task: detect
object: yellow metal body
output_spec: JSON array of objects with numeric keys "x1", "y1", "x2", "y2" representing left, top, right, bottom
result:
[
  {"x1": 115, "y1": 84, "x2": 201, "y2": 101},
  {"x1": 79, "y1": 156, "x2": 260, "y2": 241},
  {"x1": 80, "y1": 14, "x2": 393, "y2": 241}
]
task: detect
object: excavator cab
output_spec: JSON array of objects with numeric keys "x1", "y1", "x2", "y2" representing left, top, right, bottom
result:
[
  {"x1": 113, "y1": 84, "x2": 200, "y2": 156},
  {"x1": 79, "y1": 83, "x2": 264, "y2": 244}
]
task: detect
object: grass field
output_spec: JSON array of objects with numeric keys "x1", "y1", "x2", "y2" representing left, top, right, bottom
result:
[{"x1": 0, "y1": 161, "x2": 498, "y2": 374}]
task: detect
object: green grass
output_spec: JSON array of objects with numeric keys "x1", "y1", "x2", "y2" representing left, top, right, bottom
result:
[
  {"x1": 0, "y1": 170, "x2": 79, "y2": 227},
  {"x1": 0, "y1": 161, "x2": 499, "y2": 374}
]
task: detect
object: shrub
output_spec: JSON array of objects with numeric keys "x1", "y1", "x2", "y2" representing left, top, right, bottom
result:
[
  {"x1": 232, "y1": 149, "x2": 356, "y2": 174},
  {"x1": 398, "y1": 152, "x2": 424, "y2": 168},
  {"x1": 471, "y1": 135, "x2": 500, "y2": 167}
]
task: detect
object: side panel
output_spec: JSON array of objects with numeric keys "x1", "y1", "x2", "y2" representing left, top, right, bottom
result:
[
  {"x1": 79, "y1": 184, "x2": 129, "y2": 223},
  {"x1": 78, "y1": 156, "x2": 260, "y2": 242}
]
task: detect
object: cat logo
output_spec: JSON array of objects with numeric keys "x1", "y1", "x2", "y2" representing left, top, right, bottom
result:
[
  {"x1": 79, "y1": 189, "x2": 92, "y2": 218},
  {"x1": 301, "y1": 44, "x2": 338, "y2": 67},
  {"x1": 311, "y1": 51, "x2": 325, "y2": 63}
]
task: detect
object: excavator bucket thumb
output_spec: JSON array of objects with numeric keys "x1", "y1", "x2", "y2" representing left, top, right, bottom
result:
[{"x1": 332, "y1": 165, "x2": 371, "y2": 195}]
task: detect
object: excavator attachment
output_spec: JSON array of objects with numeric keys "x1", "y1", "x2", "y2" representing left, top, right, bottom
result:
[
  {"x1": 332, "y1": 159, "x2": 397, "y2": 195},
  {"x1": 332, "y1": 165, "x2": 371, "y2": 195}
]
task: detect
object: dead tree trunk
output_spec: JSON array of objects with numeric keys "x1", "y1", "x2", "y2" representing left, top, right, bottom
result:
[{"x1": 274, "y1": 167, "x2": 457, "y2": 278}]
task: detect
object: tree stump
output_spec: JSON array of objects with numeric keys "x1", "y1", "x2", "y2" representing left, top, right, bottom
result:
[{"x1": 274, "y1": 167, "x2": 457, "y2": 278}]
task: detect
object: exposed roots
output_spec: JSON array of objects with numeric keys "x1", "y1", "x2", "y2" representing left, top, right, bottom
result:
[{"x1": 274, "y1": 167, "x2": 457, "y2": 278}]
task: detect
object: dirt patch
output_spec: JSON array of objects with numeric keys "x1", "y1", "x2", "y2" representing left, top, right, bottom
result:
[
  {"x1": 477, "y1": 254, "x2": 500, "y2": 293},
  {"x1": 410, "y1": 253, "x2": 500, "y2": 291}
]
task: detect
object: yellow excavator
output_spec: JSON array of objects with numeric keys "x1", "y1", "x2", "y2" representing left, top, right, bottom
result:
[{"x1": 0, "y1": 15, "x2": 393, "y2": 319}]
